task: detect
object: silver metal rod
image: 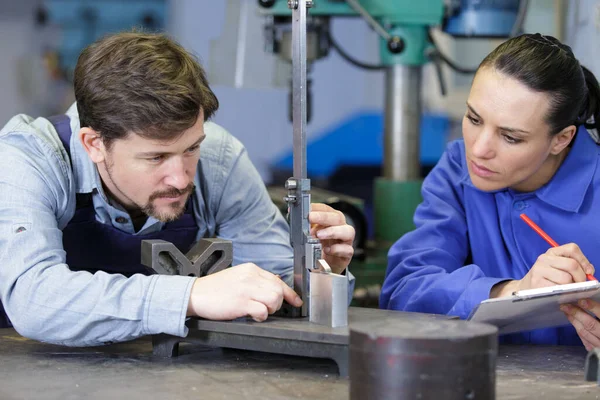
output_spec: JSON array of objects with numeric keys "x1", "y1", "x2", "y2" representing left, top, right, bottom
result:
[
  {"x1": 291, "y1": 0, "x2": 308, "y2": 179},
  {"x1": 383, "y1": 65, "x2": 422, "y2": 181},
  {"x1": 233, "y1": 0, "x2": 249, "y2": 88},
  {"x1": 287, "y1": 0, "x2": 312, "y2": 317},
  {"x1": 345, "y1": 0, "x2": 390, "y2": 41}
]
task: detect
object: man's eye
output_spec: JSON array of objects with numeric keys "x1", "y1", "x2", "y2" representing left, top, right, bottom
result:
[
  {"x1": 148, "y1": 156, "x2": 164, "y2": 163},
  {"x1": 186, "y1": 145, "x2": 200, "y2": 153}
]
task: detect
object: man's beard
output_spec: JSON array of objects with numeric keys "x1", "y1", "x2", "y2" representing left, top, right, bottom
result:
[
  {"x1": 141, "y1": 184, "x2": 195, "y2": 222},
  {"x1": 104, "y1": 156, "x2": 195, "y2": 223}
]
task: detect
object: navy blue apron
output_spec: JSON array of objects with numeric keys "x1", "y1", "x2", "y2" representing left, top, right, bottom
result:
[{"x1": 0, "y1": 115, "x2": 199, "y2": 328}]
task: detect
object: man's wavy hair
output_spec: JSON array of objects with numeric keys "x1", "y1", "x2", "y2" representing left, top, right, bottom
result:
[{"x1": 74, "y1": 31, "x2": 219, "y2": 149}]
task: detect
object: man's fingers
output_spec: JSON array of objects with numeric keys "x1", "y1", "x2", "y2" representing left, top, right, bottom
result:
[
  {"x1": 281, "y1": 282, "x2": 303, "y2": 307},
  {"x1": 310, "y1": 203, "x2": 335, "y2": 212},
  {"x1": 316, "y1": 225, "x2": 355, "y2": 242},
  {"x1": 309, "y1": 210, "x2": 345, "y2": 227},
  {"x1": 257, "y1": 269, "x2": 303, "y2": 307},
  {"x1": 246, "y1": 300, "x2": 269, "y2": 322},
  {"x1": 258, "y1": 268, "x2": 293, "y2": 289},
  {"x1": 310, "y1": 225, "x2": 320, "y2": 237},
  {"x1": 324, "y1": 243, "x2": 354, "y2": 260},
  {"x1": 257, "y1": 268, "x2": 284, "y2": 284},
  {"x1": 550, "y1": 243, "x2": 595, "y2": 275},
  {"x1": 251, "y1": 288, "x2": 284, "y2": 314}
]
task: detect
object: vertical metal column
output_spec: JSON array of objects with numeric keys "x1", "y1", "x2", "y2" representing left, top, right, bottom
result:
[
  {"x1": 291, "y1": 0, "x2": 308, "y2": 179},
  {"x1": 285, "y1": 0, "x2": 315, "y2": 317},
  {"x1": 383, "y1": 65, "x2": 422, "y2": 181},
  {"x1": 285, "y1": 0, "x2": 347, "y2": 327}
]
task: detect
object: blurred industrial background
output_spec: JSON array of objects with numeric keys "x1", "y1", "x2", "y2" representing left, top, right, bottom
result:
[{"x1": 0, "y1": 0, "x2": 596, "y2": 304}]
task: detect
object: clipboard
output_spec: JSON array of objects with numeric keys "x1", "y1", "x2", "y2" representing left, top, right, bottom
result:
[{"x1": 467, "y1": 281, "x2": 600, "y2": 334}]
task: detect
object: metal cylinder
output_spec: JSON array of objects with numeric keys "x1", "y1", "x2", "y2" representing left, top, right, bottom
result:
[
  {"x1": 383, "y1": 65, "x2": 422, "y2": 181},
  {"x1": 349, "y1": 318, "x2": 498, "y2": 400}
]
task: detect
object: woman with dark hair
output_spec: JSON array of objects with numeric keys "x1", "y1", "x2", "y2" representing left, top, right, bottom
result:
[{"x1": 380, "y1": 33, "x2": 600, "y2": 348}]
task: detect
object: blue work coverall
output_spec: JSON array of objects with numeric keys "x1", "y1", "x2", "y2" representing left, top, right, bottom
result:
[{"x1": 381, "y1": 126, "x2": 600, "y2": 345}]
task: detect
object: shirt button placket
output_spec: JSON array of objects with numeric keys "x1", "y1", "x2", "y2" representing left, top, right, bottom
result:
[{"x1": 513, "y1": 201, "x2": 527, "y2": 211}]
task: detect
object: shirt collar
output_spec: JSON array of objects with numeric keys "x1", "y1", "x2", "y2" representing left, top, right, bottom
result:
[
  {"x1": 459, "y1": 125, "x2": 599, "y2": 211},
  {"x1": 64, "y1": 103, "x2": 163, "y2": 231},
  {"x1": 536, "y1": 125, "x2": 599, "y2": 212}
]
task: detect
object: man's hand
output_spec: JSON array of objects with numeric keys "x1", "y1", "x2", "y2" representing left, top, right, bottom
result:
[
  {"x1": 308, "y1": 203, "x2": 355, "y2": 275},
  {"x1": 491, "y1": 243, "x2": 595, "y2": 298},
  {"x1": 187, "y1": 263, "x2": 303, "y2": 322},
  {"x1": 562, "y1": 300, "x2": 600, "y2": 350}
]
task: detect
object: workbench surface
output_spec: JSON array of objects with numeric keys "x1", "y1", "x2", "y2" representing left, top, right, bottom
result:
[{"x1": 0, "y1": 328, "x2": 598, "y2": 399}]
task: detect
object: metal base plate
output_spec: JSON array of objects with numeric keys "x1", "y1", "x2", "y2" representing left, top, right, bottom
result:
[{"x1": 152, "y1": 307, "x2": 451, "y2": 377}]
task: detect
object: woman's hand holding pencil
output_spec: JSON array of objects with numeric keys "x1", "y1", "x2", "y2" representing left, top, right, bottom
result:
[
  {"x1": 518, "y1": 242, "x2": 595, "y2": 290},
  {"x1": 490, "y1": 214, "x2": 596, "y2": 298},
  {"x1": 518, "y1": 214, "x2": 599, "y2": 350},
  {"x1": 491, "y1": 243, "x2": 595, "y2": 298},
  {"x1": 519, "y1": 214, "x2": 597, "y2": 282}
]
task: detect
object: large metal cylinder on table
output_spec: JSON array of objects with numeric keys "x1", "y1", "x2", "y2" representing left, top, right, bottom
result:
[{"x1": 349, "y1": 318, "x2": 498, "y2": 399}]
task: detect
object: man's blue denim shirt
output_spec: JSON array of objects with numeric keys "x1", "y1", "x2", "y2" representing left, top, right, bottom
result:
[{"x1": 0, "y1": 104, "x2": 295, "y2": 346}]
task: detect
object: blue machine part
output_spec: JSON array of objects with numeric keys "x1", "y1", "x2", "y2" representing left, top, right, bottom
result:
[
  {"x1": 444, "y1": 0, "x2": 521, "y2": 37},
  {"x1": 272, "y1": 112, "x2": 450, "y2": 179},
  {"x1": 40, "y1": 0, "x2": 166, "y2": 77}
]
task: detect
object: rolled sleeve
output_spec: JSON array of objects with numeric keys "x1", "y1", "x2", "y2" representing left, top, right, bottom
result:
[{"x1": 143, "y1": 275, "x2": 196, "y2": 337}]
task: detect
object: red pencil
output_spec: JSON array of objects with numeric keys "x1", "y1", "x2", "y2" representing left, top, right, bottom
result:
[{"x1": 519, "y1": 213, "x2": 597, "y2": 281}]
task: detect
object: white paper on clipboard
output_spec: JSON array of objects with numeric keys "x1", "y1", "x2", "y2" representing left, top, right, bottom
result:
[{"x1": 467, "y1": 281, "x2": 600, "y2": 334}]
